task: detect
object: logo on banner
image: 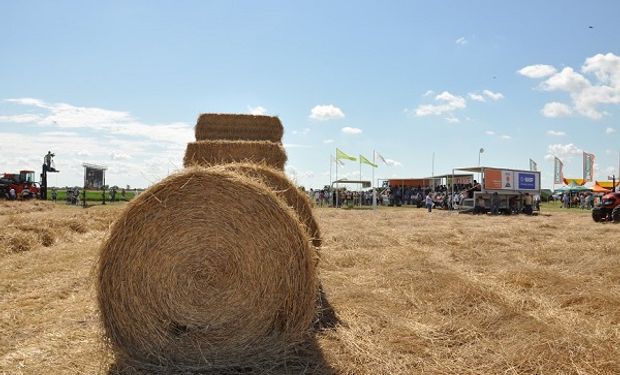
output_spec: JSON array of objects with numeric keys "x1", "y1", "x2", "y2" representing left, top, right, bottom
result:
[{"x1": 518, "y1": 173, "x2": 536, "y2": 189}]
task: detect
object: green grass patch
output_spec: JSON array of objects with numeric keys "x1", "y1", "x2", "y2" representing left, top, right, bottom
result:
[{"x1": 47, "y1": 190, "x2": 136, "y2": 202}]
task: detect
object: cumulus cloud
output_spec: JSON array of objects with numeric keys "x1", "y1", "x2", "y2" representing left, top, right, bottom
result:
[
  {"x1": 0, "y1": 114, "x2": 43, "y2": 123},
  {"x1": 385, "y1": 158, "x2": 402, "y2": 167},
  {"x1": 248, "y1": 106, "x2": 267, "y2": 115},
  {"x1": 541, "y1": 102, "x2": 573, "y2": 118},
  {"x1": 110, "y1": 152, "x2": 132, "y2": 160},
  {"x1": 323, "y1": 139, "x2": 334, "y2": 144},
  {"x1": 520, "y1": 52, "x2": 620, "y2": 119},
  {"x1": 292, "y1": 128, "x2": 310, "y2": 136},
  {"x1": 606, "y1": 127, "x2": 616, "y2": 134},
  {"x1": 546, "y1": 130, "x2": 566, "y2": 136},
  {"x1": 444, "y1": 115, "x2": 460, "y2": 123},
  {"x1": 456, "y1": 37, "x2": 467, "y2": 45},
  {"x1": 545, "y1": 143, "x2": 582, "y2": 160},
  {"x1": 485, "y1": 130, "x2": 496, "y2": 135},
  {"x1": 517, "y1": 64, "x2": 557, "y2": 78},
  {"x1": 3, "y1": 98, "x2": 193, "y2": 144},
  {"x1": 500, "y1": 135, "x2": 512, "y2": 140},
  {"x1": 309, "y1": 104, "x2": 345, "y2": 121},
  {"x1": 414, "y1": 91, "x2": 466, "y2": 117},
  {"x1": 468, "y1": 93, "x2": 486, "y2": 102},
  {"x1": 341, "y1": 126, "x2": 362, "y2": 135},
  {"x1": 482, "y1": 90, "x2": 504, "y2": 101},
  {"x1": 0, "y1": 98, "x2": 195, "y2": 188}
]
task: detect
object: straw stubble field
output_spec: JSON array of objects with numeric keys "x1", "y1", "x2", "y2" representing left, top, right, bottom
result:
[{"x1": 1, "y1": 201, "x2": 619, "y2": 374}]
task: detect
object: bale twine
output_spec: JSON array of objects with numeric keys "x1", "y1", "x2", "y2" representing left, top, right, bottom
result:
[
  {"x1": 210, "y1": 163, "x2": 321, "y2": 247},
  {"x1": 97, "y1": 167, "x2": 317, "y2": 368},
  {"x1": 184, "y1": 140, "x2": 287, "y2": 171},
  {"x1": 195, "y1": 113, "x2": 283, "y2": 143}
]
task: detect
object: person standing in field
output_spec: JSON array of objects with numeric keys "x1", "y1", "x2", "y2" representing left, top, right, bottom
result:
[
  {"x1": 425, "y1": 192, "x2": 433, "y2": 212},
  {"x1": 51, "y1": 188, "x2": 57, "y2": 203},
  {"x1": 523, "y1": 192, "x2": 533, "y2": 215},
  {"x1": 491, "y1": 191, "x2": 500, "y2": 215}
]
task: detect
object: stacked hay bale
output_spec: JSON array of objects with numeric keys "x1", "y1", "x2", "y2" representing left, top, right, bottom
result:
[{"x1": 98, "y1": 114, "x2": 325, "y2": 371}]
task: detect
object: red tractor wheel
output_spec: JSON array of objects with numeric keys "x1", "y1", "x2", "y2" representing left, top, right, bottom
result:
[
  {"x1": 592, "y1": 207, "x2": 604, "y2": 222},
  {"x1": 612, "y1": 206, "x2": 620, "y2": 223}
]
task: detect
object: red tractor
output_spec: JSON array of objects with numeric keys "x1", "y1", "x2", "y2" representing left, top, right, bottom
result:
[
  {"x1": 0, "y1": 170, "x2": 40, "y2": 199},
  {"x1": 592, "y1": 192, "x2": 620, "y2": 223}
]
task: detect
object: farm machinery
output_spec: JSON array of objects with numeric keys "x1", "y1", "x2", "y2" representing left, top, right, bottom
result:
[
  {"x1": 591, "y1": 191, "x2": 620, "y2": 223},
  {"x1": 1, "y1": 151, "x2": 59, "y2": 200},
  {"x1": 0, "y1": 170, "x2": 40, "y2": 199}
]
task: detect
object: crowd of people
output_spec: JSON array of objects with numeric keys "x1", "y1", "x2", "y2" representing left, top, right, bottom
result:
[{"x1": 307, "y1": 182, "x2": 483, "y2": 210}]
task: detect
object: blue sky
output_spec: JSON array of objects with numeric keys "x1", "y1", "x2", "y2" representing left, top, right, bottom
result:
[{"x1": 1, "y1": 1, "x2": 619, "y2": 189}]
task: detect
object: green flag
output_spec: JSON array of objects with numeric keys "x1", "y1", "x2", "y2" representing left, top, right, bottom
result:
[
  {"x1": 336, "y1": 148, "x2": 356, "y2": 161},
  {"x1": 360, "y1": 154, "x2": 378, "y2": 168}
]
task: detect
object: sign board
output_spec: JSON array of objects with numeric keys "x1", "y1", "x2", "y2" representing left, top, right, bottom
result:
[
  {"x1": 484, "y1": 169, "x2": 514, "y2": 190},
  {"x1": 516, "y1": 171, "x2": 539, "y2": 191},
  {"x1": 83, "y1": 164, "x2": 107, "y2": 189}
]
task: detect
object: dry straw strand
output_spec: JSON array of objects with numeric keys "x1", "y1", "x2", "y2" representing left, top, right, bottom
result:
[
  {"x1": 195, "y1": 113, "x2": 283, "y2": 143},
  {"x1": 183, "y1": 140, "x2": 287, "y2": 171},
  {"x1": 97, "y1": 167, "x2": 317, "y2": 369}
]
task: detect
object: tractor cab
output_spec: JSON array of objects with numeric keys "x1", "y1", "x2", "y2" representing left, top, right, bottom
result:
[{"x1": 19, "y1": 170, "x2": 36, "y2": 183}]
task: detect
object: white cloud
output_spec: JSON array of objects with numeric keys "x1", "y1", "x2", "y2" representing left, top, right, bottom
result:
[
  {"x1": 6, "y1": 98, "x2": 50, "y2": 108},
  {"x1": 385, "y1": 158, "x2": 402, "y2": 167},
  {"x1": 3, "y1": 98, "x2": 193, "y2": 144},
  {"x1": 517, "y1": 64, "x2": 557, "y2": 78},
  {"x1": 546, "y1": 130, "x2": 566, "y2": 136},
  {"x1": 606, "y1": 127, "x2": 616, "y2": 134},
  {"x1": 485, "y1": 130, "x2": 496, "y2": 135},
  {"x1": 456, "y1": 37, "x2": 467, "y2": 45},
  {"x1": 309, "y1": 104, "x2": 345, "y2": 121},
  {"x1": 248, "y1": 106, "x2": 267, "y2": 115},
  {"x1": 521, "y1": 53, "x2": 620, "y2": 119},
  {"x1": 468, "y1": 93, "x2": 486, "y2": 102},
  {"x1": 540, "y1": 67, "x2": 590, "y2": 93},
  {"x1": 110, "y1": 152, "x2": 132, "y2": 160},
  {"x1": 444, "y1": 115, "x2": 460, "y2": 123},
  {"x1": 545, "y1": 143, "x2": 582, "y2": 160},
  {"x1": 414, "y1": 91, "x2": 466, "y2": 117},
  {"x1": 423, "y1": 90, "x2": 435, "y2": 97},
  {"x1": 0, "y1": 98, "x2": 197, "y2": 188},
  {"x1": 283, "y1": 143, "x2": 311, "y2": 148},
  {"x1": 323, "y1": 139, "x2": 334, "y2": 144},
  {"x1": 285, "y1": 165, "x2": 315, "y2": 183},
  {"x1": 500, "y1": 135, "x2": 512, "y2": 140},
  {"x1": 0, "y1": 114, "x2": 43, "y2": 123},
  {"x1": 541, "y1": 102, "x2": 573, "y2": 118},
  {"x1": 341, "y1": 126, "x2": 362, "y2": 135},
  {"x1": 292, "y1": 127, "x2": 310, "y2": 136},
  {"x1": 482, "y1": 89, "x2": 504, "y2": 101}
]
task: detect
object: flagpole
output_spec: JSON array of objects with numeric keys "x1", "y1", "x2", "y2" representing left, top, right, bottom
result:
[
  {"x1": 359, "y1": 156, "x2": 362, "y2": 207},
  {"x1": 335, "y1": 148, "x2": 339, "y2": 208},
  {"x1": 329, "y1": 155, "x2": 333, "y2": 193},
  {"x1": 372, "y1": 150, "x2": 377, "y2": 209}
]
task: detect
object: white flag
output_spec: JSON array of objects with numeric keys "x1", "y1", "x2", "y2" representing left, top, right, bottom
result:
[{"x1": 375, "y1": 151, "x2": 389, "y2": 166}]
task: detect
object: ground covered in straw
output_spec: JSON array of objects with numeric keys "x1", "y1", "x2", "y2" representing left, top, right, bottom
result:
[{"x1": 1, "y1": 201, "x2": 618, "y2": 374}]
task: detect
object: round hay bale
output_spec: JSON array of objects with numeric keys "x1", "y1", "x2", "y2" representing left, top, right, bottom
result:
[
  {"x1": 97, "y1": 167, "x2": 317, "y2": 368},
  {"x1": 195, "y1": 113, "x2": 283, "y2": 143},
  {"x1": 211, "y1": 163, "x2": 321, "y2": 247},
  {"x1": 183, "y1": 140, "x2": 287, "y2": 170}
]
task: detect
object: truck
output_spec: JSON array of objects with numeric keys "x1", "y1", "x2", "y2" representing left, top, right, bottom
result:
[{"x1": 451, "y1": 166, "x2": 542, "y2": 214}]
